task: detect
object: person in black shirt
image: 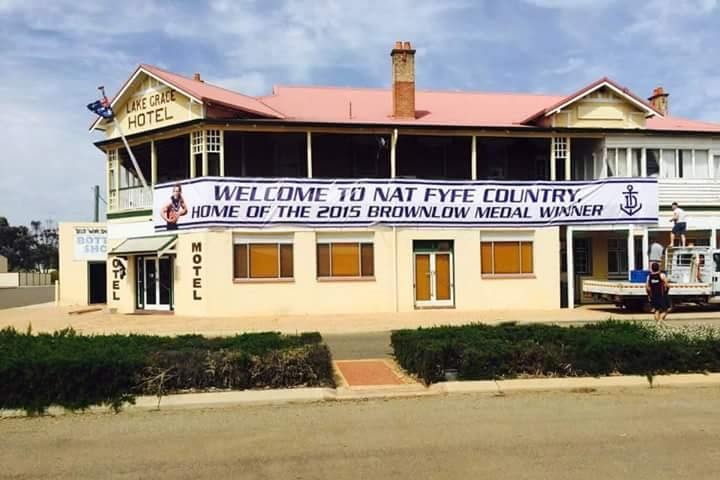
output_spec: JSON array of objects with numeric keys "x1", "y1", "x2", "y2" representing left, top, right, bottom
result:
[{"x1": 645, "y1": 262, "x2": 670, "y2": 321}]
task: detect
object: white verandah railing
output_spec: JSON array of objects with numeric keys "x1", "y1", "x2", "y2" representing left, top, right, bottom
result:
[{"x1": 114, "y1": 186, "x2": 153, "y2": 212}]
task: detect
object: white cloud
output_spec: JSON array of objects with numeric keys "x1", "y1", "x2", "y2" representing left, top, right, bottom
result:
[
  {"x1": 522, "y1": 0, "x2": 615, "y2": 8},
  {"x1": 542, "y1": 57, "x2": 586, "y2": 76},
  {"x1": 211, "y1": 72, "x2": 270, "y2": 96}
]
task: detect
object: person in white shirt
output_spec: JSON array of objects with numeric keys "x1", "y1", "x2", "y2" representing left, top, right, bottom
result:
[
  {"x1": 670, "y1": 202, "x2": 687, "y2": 247},
  {"x1": 648, "y1": 241, "x2": 664, "y2": 270}
]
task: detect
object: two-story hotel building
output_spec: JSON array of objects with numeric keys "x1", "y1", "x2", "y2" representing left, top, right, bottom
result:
[{"x1": 78, "y1": 41, "x2": 720, "y2": 317}]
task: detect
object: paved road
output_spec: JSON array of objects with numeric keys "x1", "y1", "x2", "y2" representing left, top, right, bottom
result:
[
  {"x1": 323, "y1": 331, "x2": 392, "y2": 360},
  {"x1": 0, "y1": 287, "x2": 53, "y2": 310},
  {"x1": 2, "y1": 387, "x2": 719, "y2": 479}
]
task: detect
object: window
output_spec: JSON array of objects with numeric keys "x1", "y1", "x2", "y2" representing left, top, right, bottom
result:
[
  {"x1": 207, "y1": 129, "x2": 221, "y2": 176},
  {"x1": 191, "y1": 131, "x2": 203, "y2": 177},
  {"x1": 631, "y1": 149, "x2": 642, "y2": 177},
  {"x1": 604, "y1": 148, "x2": 627, "y2": 177},
  {"x1": 714, "y1": 155, "x2": 720, "y2": 178},
  {"x1": 605, "y1": 148, "x2": 616, "y2": 177},
  {"x1": 679, "y1": 149, "x2": 692, "y2": 178},
  {"x1": 646, "y1": 149, "x2": 660, "y2": 177},
  {"x1": 108, "y1": 149, "x2": 117, "y2": 190},
  {"x1": 661, "y1": 149, "x2": 677, "y2": 178},
  {"x1": 694, "y1": 150, "x2": 709, "y2": 178},
  {"x1": 607, "y1": 238, "x2": 628, "y2": 278},
  {"x1": 191, "y1": 130, "x2": 222, "y2": 177},
  {"x1": 233, "y1": 238, "x2": 293, "y2": 280},
  {"x1": 574, "y1": 238, "x2": 592, "y2": 275},
  {"x1": 554, "y1": 137, "x2": 567, "y2": 180},
  {"x1": 316, "y1": 242, "x2": 374, "y2": 278},
  {"x1": 108, "y1": 149, "x2": 118, "y2": 210},
  {"x1": 481, "y1": 241, "x2": 534, "y2": 275}
]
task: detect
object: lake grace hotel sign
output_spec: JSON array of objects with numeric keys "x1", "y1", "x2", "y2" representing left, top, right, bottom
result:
[
  {"x1": 124, "y1": 88, "x2": 177, "y2": 130},
  {"x1": 153, "y1": 177, "x2": 659, "y2": 230}
]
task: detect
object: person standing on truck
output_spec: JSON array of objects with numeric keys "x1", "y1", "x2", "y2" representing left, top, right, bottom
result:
[
  {"x1": 646, "y1": 262, "x2": 670, "y2": 321},
  {"x1": 669, "y1": 202, "x2": 687, "y2": 247}
]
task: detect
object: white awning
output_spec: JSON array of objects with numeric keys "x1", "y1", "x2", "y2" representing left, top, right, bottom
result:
[{"x1": 109, "y1": 235, "x2": 177, "y2": 256}]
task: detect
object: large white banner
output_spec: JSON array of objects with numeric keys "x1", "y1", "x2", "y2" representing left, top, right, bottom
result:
[
  {"x1": 153, "y1": 177, "x2": 658, "y2": 231},
  {"x1": 74, "y1": 226, "x2": 107, "y2": 260}
]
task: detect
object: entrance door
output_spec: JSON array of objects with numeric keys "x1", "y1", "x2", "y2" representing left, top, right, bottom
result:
[
  {"x1": 414, "y1": 244, "x2": 454, "y2": 307},
  {"x1": 87, "y1": 261, "x2": 107, "y2": 304},
  {"x1": 137, "y1": 256, "x2": 173, "y2": 311}
]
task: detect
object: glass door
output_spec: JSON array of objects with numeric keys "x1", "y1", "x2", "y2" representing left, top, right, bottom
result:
[{"x1": 137, "y1": 256, "x2": 173, "y2": 311}]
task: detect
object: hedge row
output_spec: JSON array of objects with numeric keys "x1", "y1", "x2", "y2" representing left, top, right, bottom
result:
[
  {"x1": 0, "y1": 327, "x2": 333, "y2": 414},
  {"x1": 391, "y1": 321, "x2": 720, "y2": 384}
]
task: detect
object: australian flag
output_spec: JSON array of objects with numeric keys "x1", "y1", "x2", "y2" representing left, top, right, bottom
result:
[{"x1": 87, "y1": 97, "x2": 114, "y2": 119}]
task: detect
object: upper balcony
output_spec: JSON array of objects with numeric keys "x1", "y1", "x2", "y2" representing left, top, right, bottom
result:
[{"x1": 105, "y1": 130, "x2": 720, "y2": 216}]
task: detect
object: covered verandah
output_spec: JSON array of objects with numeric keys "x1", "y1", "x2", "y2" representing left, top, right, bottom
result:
[{"x1": 564, "y1": 219, "x2": 719, "y2": 308}]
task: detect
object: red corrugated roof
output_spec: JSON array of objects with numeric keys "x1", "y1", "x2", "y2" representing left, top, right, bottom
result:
[
  {"x1": 94, "y1": 64, "x2": 720, "y2": 134},
  {"x1": 260, "y1": 86, "x2": 565, "y2": 127},
  {"x1": 260, "y1": 83, "x2": 720, "y2": 133},
  {"x1": 140, "y1": 64, "x2": 283, "y2": 119}
]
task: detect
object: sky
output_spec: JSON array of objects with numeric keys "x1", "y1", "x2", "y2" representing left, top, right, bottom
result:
[{"x1": 1, "y1": 0, "x2": 720, "y2": 226}]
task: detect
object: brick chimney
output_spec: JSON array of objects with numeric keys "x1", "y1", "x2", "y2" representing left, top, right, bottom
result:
[
  {"x1": 391, "y1": 41, "x2": 416, "y2": 119},
  {"x1": 648, "y1": 86, "x2": 669, "y2": 115},
  {"x1": 193, "y1": 72, "x2": 203, "y2": 82}
]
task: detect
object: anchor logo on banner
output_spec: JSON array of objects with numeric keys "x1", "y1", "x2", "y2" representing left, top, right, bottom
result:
[{"x1": 620, "y1": 184, "x2": 642, "y2": 216}]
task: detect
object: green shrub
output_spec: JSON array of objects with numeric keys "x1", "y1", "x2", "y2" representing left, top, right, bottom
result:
[
  {"x1": 250, "y1": 344, "x2": 334, "y2": 389},
  {"x1": 0, "y1": 327, "x2": 331, "y2": 415},
  {"x1": 391, "y1": 321, "x2": 720, "y2": 384}
]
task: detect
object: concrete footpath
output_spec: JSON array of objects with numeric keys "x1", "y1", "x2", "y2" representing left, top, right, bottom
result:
[
  {"x1": 3, "y1": 373, "x2": 720, "y2": 418},
  {"x1": 2, "y1": 303, "x2": 720, "y2": 336}
]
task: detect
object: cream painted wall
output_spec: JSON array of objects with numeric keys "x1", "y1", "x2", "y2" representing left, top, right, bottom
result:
[
  {"x1": 0, "y1": 254, "x2": 7, "y2": 273},
  {"x1": 172, "y1": 229, "x2": 397, "y2": 316},
  {"x1": 58, "y1": 222, "x2": 106, "y2": 306},
  {"x1": 106, "y1": 238, "x2": 135, "y2": 313},
  {"x1": 102, "y1": 73, "x2": 203, "y2": 139},
  {"x1": 157, "y1": 226, "x2": 562, "y2": 317},
  {"x1": 551, "y1": 95, "x2": 648, "y2": 130},
  {"x1": 107, "y1": 216, "x2": 154, "y2": 240}
]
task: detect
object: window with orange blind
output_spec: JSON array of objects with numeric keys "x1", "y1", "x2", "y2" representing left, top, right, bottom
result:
[
  {"x1": 316, "y1": 242, "x2": 374, "y2": 278},
  {"x1": 233, "y1": 243, "x2": 294, "y2": 279},
  {"x1": 481, "y1": 241, "x2": 534, "y2": 276}
]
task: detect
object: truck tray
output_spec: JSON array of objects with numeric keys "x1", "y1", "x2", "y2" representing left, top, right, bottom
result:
[{"x1": 582, "y1": 280, "x2": 711, "y2": 297}]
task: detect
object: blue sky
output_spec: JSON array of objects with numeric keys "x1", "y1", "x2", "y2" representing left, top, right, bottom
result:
[{"x1": 2, "y1": 0, "x2": 720, "y2": 225}]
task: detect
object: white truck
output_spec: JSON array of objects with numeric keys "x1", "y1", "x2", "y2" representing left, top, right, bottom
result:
[{"x1": 582, "y1": 246, "x2": 720, "y2": 311}]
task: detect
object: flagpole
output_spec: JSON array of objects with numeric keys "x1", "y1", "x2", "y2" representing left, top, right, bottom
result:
[
  {"x1": 92, "y1": 85, "x2": 148, "y2": 190},
  {"x1": 112, "y1": 117, "x2": 149, "y2": 190}
]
